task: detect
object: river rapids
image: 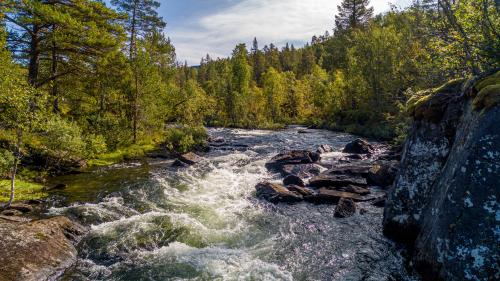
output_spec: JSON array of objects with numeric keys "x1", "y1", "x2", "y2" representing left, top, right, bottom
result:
[{"x1": 46, "y1": 127, "x2": 418, "y2": 281}]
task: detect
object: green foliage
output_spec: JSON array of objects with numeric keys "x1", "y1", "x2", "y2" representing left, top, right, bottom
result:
[
  {"x1": 164, "y1": 126, "x2": 207, "y2": 154},
  {"x1": 84, "y1": 134, "x2": 108, "y2": 158},
  {"x1": 473, "y1": 72, "x2": 500, "y2": 110},
  {"x1": 42, "y1": 116, "x2": 86, "y2": 162},
  {"x1": 0, "y1": 180, "x2": 46, "y2": 202},
  {"x1": 0, "y1": 149, "x2": 14, "y2": 178}
]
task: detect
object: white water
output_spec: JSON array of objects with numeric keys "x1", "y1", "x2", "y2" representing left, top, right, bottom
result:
[{"x1": 48, "y1": 128, "x2": 417, "y2": 281}]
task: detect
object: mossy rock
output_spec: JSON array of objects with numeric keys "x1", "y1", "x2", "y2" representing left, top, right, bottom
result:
[
  {"x1": 473, "y1": 71, "x2": 500, "y2": 111},
  {"x1": 408, "y1": 78, "x2": 465, "y2": 122}
]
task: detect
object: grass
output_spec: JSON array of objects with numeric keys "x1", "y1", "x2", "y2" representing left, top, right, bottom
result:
[
  {"x1": 88, "y1": 143, "x2": 157, "y2": 167},
  {"x1": 0, "y1": 179, "x2": 47, "y2": 202}
]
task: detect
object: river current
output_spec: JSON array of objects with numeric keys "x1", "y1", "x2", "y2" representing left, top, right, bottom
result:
[{"x1": 47, "y1": 127, "x2": 417, "y2": 281}]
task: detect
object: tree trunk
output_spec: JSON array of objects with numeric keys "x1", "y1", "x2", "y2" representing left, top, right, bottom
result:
[
  {"x1": 51, "y1": 25, "x2": 60, "y2": 112},
  {"x1": 2, "y1": 131, "x2": 22, "y2": 210}
]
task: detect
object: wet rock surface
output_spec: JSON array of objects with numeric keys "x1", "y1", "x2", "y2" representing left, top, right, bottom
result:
[
  {"x1": 0, "y1": 216, "x2": 86, "y2": 281},
  {"x1": 343, "y1": 138, "x2": 374, "y2": 154},
  {"x1": 255, "y1": 182, "x2": 303, "y2": 203},
  {"x1": 334, "y1": 198, "x2": 357, "y2": 218},
  {"x1": 384, "y1": 74, "x2": 500, "y2": 281}
]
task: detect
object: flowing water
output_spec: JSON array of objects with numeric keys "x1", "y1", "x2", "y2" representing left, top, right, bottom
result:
[{"x1": 46, "y1": 127, "x2": 417, "y2": 281}]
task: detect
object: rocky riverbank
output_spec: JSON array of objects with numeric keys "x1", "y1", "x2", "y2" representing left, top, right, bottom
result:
[{"x1": 254, "y1": 138, "x2": 400, "y2": 217}]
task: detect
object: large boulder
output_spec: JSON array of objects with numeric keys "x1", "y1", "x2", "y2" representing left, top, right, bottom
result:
[
  {"x1": 0, "y1": 216, "x2": 86, "y2": 281},
  {"x1": 255, "y1": 182, "x2": 303, "y2": 203},
  {"x1": 334, "y1": 198, "x2": 356, "y2": 218},
  {"x1": 265, "y1": 150, "x2": 321, "y2": 173},
  {"x1": 342, "y1": 139, "x2": 374, "y2": 154},
  {"x1": 384, "y1": 73, "x2": 500, "y2": 281}
]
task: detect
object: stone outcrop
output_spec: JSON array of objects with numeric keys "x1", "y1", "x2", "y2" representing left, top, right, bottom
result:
[
  {"x1": 383, "y1": 72, "x2": 500, "y2": 281},
  {"x1": 0, "y1": 216, "x2": 86, "y2": 281},
  {"x1": 172, "y1": 152, "x2": 203, "y2": 166}
]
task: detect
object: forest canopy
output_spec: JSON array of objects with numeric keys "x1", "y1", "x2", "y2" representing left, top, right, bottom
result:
[{"x1": 0, "y1": 0, "x2": 499, "y2": 204}]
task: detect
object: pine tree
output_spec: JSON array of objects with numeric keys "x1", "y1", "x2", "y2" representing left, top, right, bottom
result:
[
  {"x1": 335, "y1": 0, "x2": 374, "y2": 30},
  {"x1": 110, "y1": 0, "x2": 166, "y2": 142}
]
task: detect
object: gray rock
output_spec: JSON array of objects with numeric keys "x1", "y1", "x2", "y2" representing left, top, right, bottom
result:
[
  {"x1": 265, "y1": 150, "x2": 321, "y2": 174},
  {"x1": 283, "y1": 175, "x2": 305, "y2": 187},
  {"x1": 367, "y1": 161, "x2": 399, "y2": 188},
  {"x1": 281, "y1": 163, "x2": 324, "y2": 178},
  {"x1": 305, "y1": 188, "x2": 363, "y2": 204},
  {"x1": 343, "y1": 139, "x2": 374, "y2": 154},
  {"x1": 287, "y1": 185, "x2": 314, "y2": 197},
  {"x1": 334, "y1": 198, "x2": 356, "y2": 218},
  {"x1": 255, "y1": 182, "x2": 303, "y2": 203},
  {"x1": 0, "y1": 216, "x2": 86, "y2": 281},
  {"x1": 383, "y1": 74, "x2": 500, "y2": 280}
]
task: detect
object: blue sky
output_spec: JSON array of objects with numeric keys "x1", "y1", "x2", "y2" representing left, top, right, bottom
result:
[{"x1": 110, "y1": 0, "x2": 412, "y2": 65}]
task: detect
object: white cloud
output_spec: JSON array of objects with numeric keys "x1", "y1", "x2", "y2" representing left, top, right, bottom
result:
[{"x1": 168, "y1": 0, "x2": 411, "y2": 65}]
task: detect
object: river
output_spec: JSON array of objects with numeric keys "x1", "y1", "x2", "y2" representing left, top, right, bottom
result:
[{"x1": 45, "y1": 127, "x2": 417, "y2": 281}]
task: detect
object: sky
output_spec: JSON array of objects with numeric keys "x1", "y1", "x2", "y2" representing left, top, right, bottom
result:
[{"x1": 124, "y1": 0, "x2": 413, "y2": 65}]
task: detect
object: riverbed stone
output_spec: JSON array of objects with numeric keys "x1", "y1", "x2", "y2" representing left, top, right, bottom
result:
[
  {"x1": 367, "y1": 161, "x2": 399, "y2": 187},
  {"x1": 281, "y1": 163, "x2": 324, "y2": 178},
  {"x1": 0, "y1": 216, "x2": 86, "y2": 281},
  {"x1": 287, "y1": 185, "x2": 314, "y2": 197},
  {"x1": 343, "y1": 139, "x2": 374, "y2": 154},
  {"x1": 334, "y1": 198, "x2": 356, "y2": 218},
  {"x1": 283, "y1": 174, "x2": 305, "y2": 187},
  {"x1": 255, "y1": 182, "x2": 303, "y2": 203},
  {"x1": 338, "y1": 185, "x2": 371, "y2": 196},
  {"x1": 305, "y1": 188, "x2": 363, "y2": 204},
  {"x1": 308, "y1": 165, "x2": 370, "y2": 188},
  {"x1": 265, "y1": 150, "x2": 321, "y2": 173}
]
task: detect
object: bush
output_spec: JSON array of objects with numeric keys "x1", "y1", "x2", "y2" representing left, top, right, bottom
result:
[
  {"x1": 164, "y1": 126, "x2": 207, "y2": 154},
  {"x1": 0, "y1": 149, "x2": 14, "y2": 178},
  {"x1": 42, "y1": 116, "x2": 86, "y2": 162},
  {"x1": 84, "y1": 134, "x2": 108, "y2": 158}
]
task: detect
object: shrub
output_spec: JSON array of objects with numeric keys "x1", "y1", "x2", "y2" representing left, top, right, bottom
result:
[
  {"x1": 42, "y1": 116, "x2": 86, "y2": 162},
  {"x1": 164, "y1": 126, "x2": 207, "y2": 154},
  {"x1": 0, "y1": 149, "x2": 14, "y2": 178},
  {"x1": 84, "y1": 134, "x2": 108, "y2": 158}
]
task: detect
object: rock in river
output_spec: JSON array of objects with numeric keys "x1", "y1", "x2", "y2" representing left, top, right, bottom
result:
[
  {"x1": 334, "y1": 198, "x2": 356, "y2": 218},
  {"x1": 317, "y1": 144, "x2": 334, "y2": 154},
  {"x1": 308, "y1": 165, "x2": 370, "y2": 188},
  {"x1": 265, "y1": 150, "x2": 321, "y2": 174},
  {"x1": 367, "y1": 161, "x2": 399, "y2": 188},
  {"x1": 287, "y1": 185, "x2": 314, "y2": 197},
  {"x1": 255, "y1": 182, "x2": 303, "y2": 203},
  {"x1": 172, "y1": 152, "x2": 203, "y2": 166},
  {"x1": 283, "y1": 174, "x2": 305, "y2": 187},
  {"x1": 342, "y1": 138, "x2": 374, "y2": 154},
  {"x1": 305, "y1": 188, "x2": 363, "y2": 204},
  {"x1": 0, "y1": 216, "x2": 86, "y2": 281}
]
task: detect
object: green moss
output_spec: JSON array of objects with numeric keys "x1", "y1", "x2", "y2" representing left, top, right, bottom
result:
[
  {"x1": 0, "y1": 179, "x2": 46, "y2": 202},
  {"x1": 88, "y1": 143, "x2": 156, "y2": 167},
  {"x1": 473, "y1": 84, "x2": 500, "y2": 110},
  {"x1": 408, "y1": 78, "x2": 465, "y2": 122},
  {"x1": 474, "y1": 71, "x2": 500, "y2": 93}
]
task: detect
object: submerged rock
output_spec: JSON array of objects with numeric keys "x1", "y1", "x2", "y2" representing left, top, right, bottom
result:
[
  {"x1": 384, "y1": 73, "x2": 500, "y2": 281},
  {"x1": 255, "y1": 182, "x2": 303, "y2": 203},
  {"x1": 334, "y1": 198, "x2": 356, "y2": 218},
  {"x1": 0, "y1": 216, "x2": 86, "y2": 281},
  {"x1": 283, "y1": 174, "x2": 305, "y2": 187},
  {"x1": 342, "y1": 139, "x2": 374, "y2": 154}
]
